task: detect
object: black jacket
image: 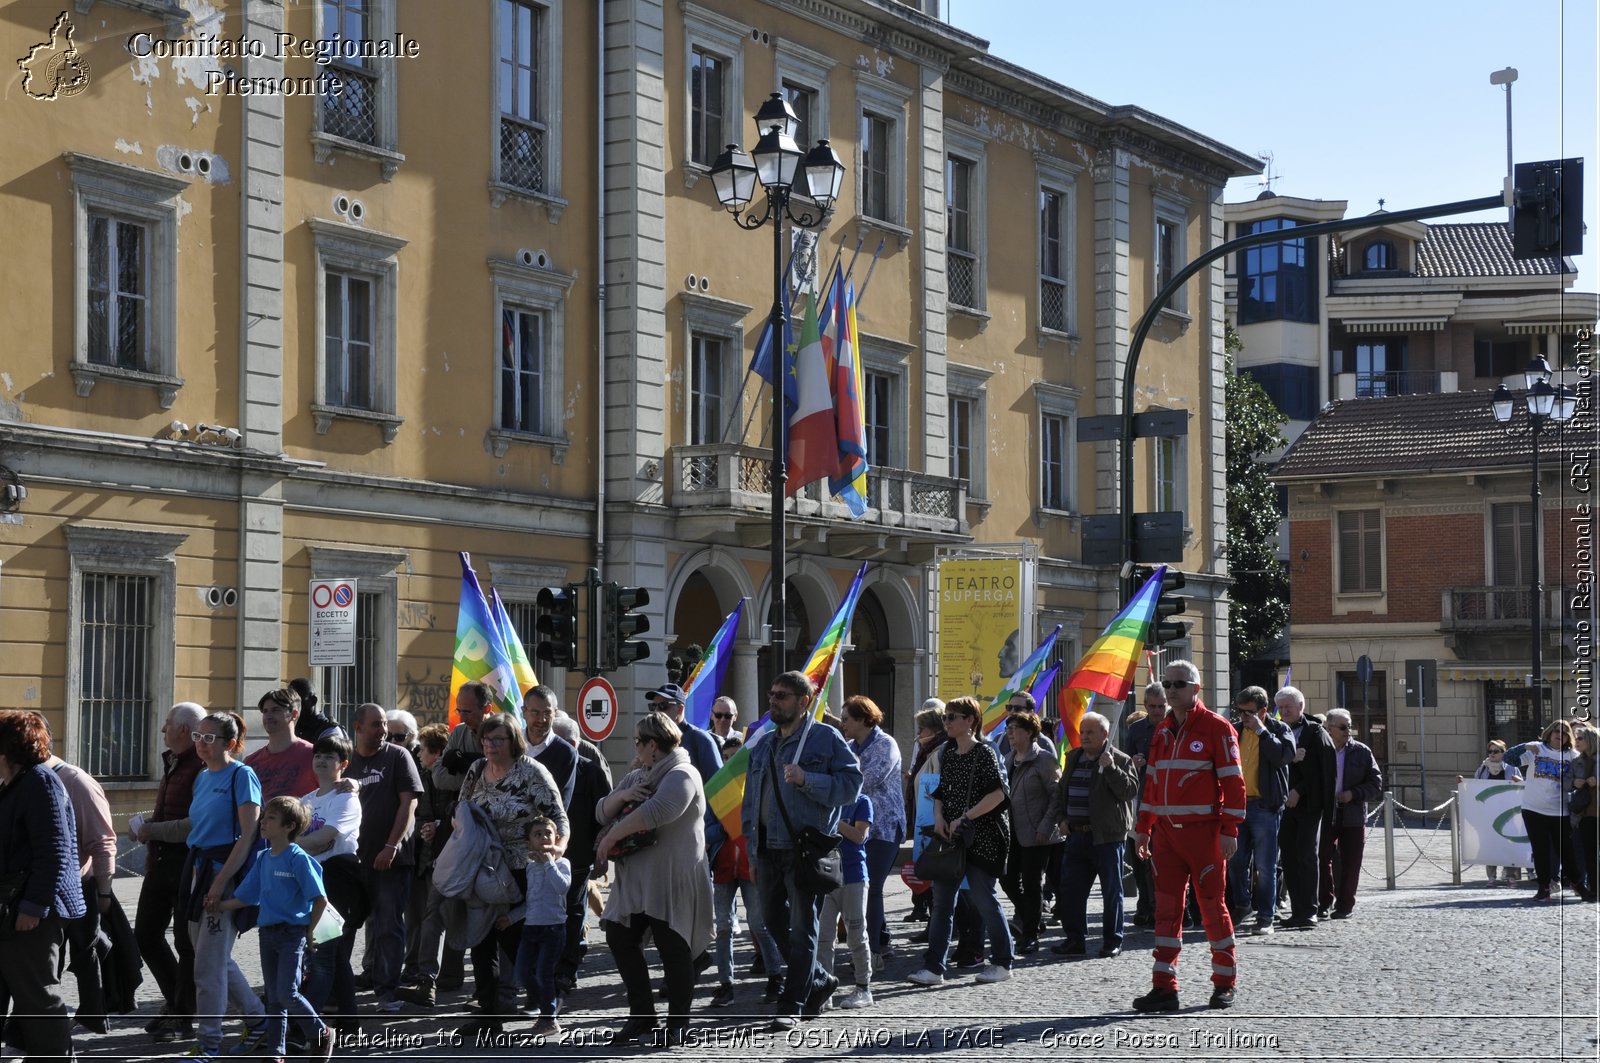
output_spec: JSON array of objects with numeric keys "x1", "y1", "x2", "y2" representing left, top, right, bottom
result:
[
  {"x1": 1231, "y1": 713, "x2": 1296, "y2": 812},
  {"x1": 1286, "y1": 714, "x2": 1337, "y2": 820},
  {"x1": 532, "y1": 736, "x2": 579, "y2": 810},
  {"x1": 563, "y1": 751, "x2": 609, "y2": 870}
]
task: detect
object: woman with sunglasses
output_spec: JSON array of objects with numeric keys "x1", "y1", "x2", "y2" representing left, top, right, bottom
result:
[
  {"x1": 1457, "y1": 740, "x2": 1523, "y2": 886},
  {"x1": 456, "y1": 713, "x2": 568, "y2": 1036},
  {"x1": 907, "y1": 696, "x2": 1014, "y2": 988},
  {"x1": 1505, "y1": 719, "x2": 1579, "y2": 900},
  {"x1": 181, "y1": 711, "x2": 268, "y2": 1061}
]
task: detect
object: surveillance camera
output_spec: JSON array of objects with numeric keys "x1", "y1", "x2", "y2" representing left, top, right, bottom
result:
[
  {"x1": 221, "y1": 427, "x2": 243, "y2": 446},
  {"x1": 1119, "y1": 560, "x2": 1136, "y2": 579},
  {"x1": 168, "y1": 420, "x2": 191, "y2": 438}
]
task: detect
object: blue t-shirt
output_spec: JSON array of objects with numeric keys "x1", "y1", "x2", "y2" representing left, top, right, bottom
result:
[
  {"x1": 188, "y1": 762, "x2": 262, "y2": 852},
  {"x1": 840, "y1": 795, "x2": 873, "y2": 885},
  {"x1": 233, "y1": 843, "x2": 326, "y2": 927}
]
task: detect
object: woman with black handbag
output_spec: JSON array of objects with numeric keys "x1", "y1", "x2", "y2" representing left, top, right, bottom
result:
[
  {"x1": 906, "y1": 696, "x2": 1014, "y2": 988},
  {"x1": 0, "y1": 710, "x2": 85, "y2": 1062}
]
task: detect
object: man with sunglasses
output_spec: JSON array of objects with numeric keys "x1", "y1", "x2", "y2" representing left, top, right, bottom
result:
[
  {"x1": 1316, "y1": 709, "x2": 1383, "y2": 919},
  {"x1": 709, "y1": 697, "x2": 739, "y2": 741},
  {"x1": 1131, "y1": 660, "x2": 1245, "y2": 1013},
  {"x1": 246, "y1": 688, "x2": 318, "y2": 801},
  {"x1": 1225, "y1": 687, "x2": 1294, "y2": 936}
]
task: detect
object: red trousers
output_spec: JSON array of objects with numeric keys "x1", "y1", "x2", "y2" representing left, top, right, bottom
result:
[{"x1": 1149, "y1": 820, "x2": 1236, "y2": 992}]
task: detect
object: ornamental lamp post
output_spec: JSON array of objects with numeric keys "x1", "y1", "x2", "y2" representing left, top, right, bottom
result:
[
  {"x1": 709, "y1": 93, "x2": 844, "y2": 670},
  {"x1": 1489, "y1": 354, "x2": 1576, "y2": 731}
]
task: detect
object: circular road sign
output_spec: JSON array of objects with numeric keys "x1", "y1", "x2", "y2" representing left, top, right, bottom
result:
[{"x1": 577, "y1": 676, "x2": 618, "y2": 743}]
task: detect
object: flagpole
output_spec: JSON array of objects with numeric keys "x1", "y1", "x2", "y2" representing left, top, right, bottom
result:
[{"x1": 853, "y1": 238, "x2": 887, "y2": 304}]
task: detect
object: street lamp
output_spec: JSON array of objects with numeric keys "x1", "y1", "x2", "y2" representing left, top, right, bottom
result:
[
  {"x1": 709, "y1": 93, "x2": 844, "y2": 669},
  {"x1": 1490, "y1": 355, "x2": 1575, "y2": 730}
]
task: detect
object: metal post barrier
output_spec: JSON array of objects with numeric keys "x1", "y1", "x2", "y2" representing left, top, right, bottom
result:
[
  {"x1": 1450, "y1": 787, "x2": 1462, "y2": 884},
  {"x1": 1383, "y1": 790, "x2": 1397, "y2": 890}
]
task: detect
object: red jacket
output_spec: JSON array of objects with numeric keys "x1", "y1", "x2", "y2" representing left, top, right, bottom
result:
[{"x1": 1135, "y1": 699, "x2": 1246, "y2": 838}]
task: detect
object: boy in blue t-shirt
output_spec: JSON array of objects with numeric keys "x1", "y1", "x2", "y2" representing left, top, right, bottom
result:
[
  {"x1": 818, "y1": 793, "x2": 874, "y2": 1009},
  {"x1": 514, "y1": 815, "x2": 572, "y2": 1037},
  {"x1": 220, "y1": 795, "x2": 334, "y2": 1062}
]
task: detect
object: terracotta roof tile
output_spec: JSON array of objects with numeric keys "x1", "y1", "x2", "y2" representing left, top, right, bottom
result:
[
  {"x1": 1274, "y1": 390, "x2": 1592, "y2": 480},
  {"x1": 1414, "y1": 222, "x2": 1573, "y2": 278}
]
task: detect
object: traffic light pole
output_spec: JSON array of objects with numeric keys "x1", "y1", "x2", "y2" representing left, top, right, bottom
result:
[
  {"x1": 1117, "y1": 192, "x2": 1503, "y2": 604},
  {"x1": 584, "y1": 567, "x2": 603, "y2": 677}
]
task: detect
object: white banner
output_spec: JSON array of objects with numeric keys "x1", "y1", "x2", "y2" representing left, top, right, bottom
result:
[{"x1": 1457, "y1": 779, "x2": 1534, "y2": 869}]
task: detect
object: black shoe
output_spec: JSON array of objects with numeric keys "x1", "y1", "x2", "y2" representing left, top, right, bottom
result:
[
  {"x1": 802, "y1": 974, "x2": 838, "y2": 1017},
  {"x1": 435, "y1": 974, "x2": 465, "y2": 992},
  {"x1": 952, "y1": 951, "x2": 985, "y2": 969},
  {"x1": 908, "y1": 929, "x2": 929, "y2": 944},
  {"x1": 1132, "y1": 912, "x2": 1155, "y2": 928},
  {"x1": 1331, "y1": 910, "x2": 1352, "y2": 920},
  {"x1": 144, "y1": 1013, "x2": 170, "y2": 1036},
  {"x1": 151, "y1": 1018, "x2": 191, "y2": 1044},
  {"x1": 1051, "y1": 941, "x2": 1086, "y2": 957},
  {"x1": 615, "y1": 1017, "x2": 659, "y2": 1045},
  {"x1": 353, "y1": 971, "x2": 374, "y2": 991},
  {"x1": 397, "y1": 984, "x2": 435, "y2": 1007},
  {"x1": 1132, "y1": 987, "x2": 1180, "y2": 1013},
  {"x1": 286, "y1": 1028, "x2": 311, "y2": 1053},
  {"x1": 693, "y1": 950, "x2": 714, "y2": 975},
  {"x1": 1280, "y1": 915, "x2": 1317, "y2": 929},
  {"x1": 709, "y1": 983, "x2": 736, "y2": 1009},
  {"x1": 1016, "y1": 937, "x2": 1039, "y2": 955},
  {"x1": 1097, "y1": 944, "x2": 1122, "y2": 959},
  {"x1": 749, "y1": 954, "x2": 767, "y2": 977},
  {"x1": 1209, "y1": 986, "x2": 1235, "y2": 1010}
]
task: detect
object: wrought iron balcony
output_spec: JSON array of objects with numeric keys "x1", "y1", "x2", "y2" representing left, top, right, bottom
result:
[
  {"x1": 1440, "y1": 585, "x2": 1573, "y2": 631},
  {"x1": 672, "y1": 444, "x2": 968, "y2": 538},
  {"x1": 1333, "y1": 370, "x2": 1458, "y2": 400}
]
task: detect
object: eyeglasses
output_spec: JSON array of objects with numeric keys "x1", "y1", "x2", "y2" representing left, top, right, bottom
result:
[
  {"x1": 481, "y1": 736, "x2": 509, "y2": 747},
  {"x1": 712, "y1": 712, "x2": 734, "y2": 721},
  {"x1": 767, "y1": 690, "x2": 795, "y2": 700},
  {"x1": 385, "y1": 732, "x2": 408, "y2": 742},
  {"x1": 943, "y1": 712, "x2": 972, "y2": 723},
  {"x1": 1161, "y1": 680, "x2": 1191, "y2": 690},
  {"x1": 190, "y1": 732, "x2": 222, "y2": 745},
  {"x1": 1330, "y1": 724, "x2": 1349, "y2": 731}
]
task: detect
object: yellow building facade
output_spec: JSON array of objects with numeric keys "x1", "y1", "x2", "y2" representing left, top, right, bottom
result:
[{"x1": 1, "y1": 0, "x2": 1255, "y2": 806}]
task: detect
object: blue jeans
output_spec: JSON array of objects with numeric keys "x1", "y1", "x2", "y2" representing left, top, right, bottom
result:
[
  {"x1": 514, "y1": 923, "x2": 566, "y2": 1020},
  {"x1": 362, "y1": 867, "x2": 410, "y2": 1002},
  {"x1": 1059, "y1": 832, "x2": 1125, "y2": 950},
  {"x1": 863, "y1": 837, "x2": 900, "y2": 953},
  {"x1": 714, "y1": 880, "x2": 783, "y2": 985},
  {"x1": 755, "y1": 850, "x2": 825, "y2": 1016},
  {"x1": 925, "y1": 864, "x2": 1014, "y2": 975},
  {"x1": 1228, "y1": 799, "x2": 1282, "y2": 922},
  {"x1": 258, "y1": 923, "x2": 326, "y2": 1056},
  {"x1": 303, "y1": 921, "x2": 355, "y2": 1026}
]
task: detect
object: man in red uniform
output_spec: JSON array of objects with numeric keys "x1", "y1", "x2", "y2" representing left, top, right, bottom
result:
[{"x1": 1131, "y1": 659, "x2": 1246, "y2": 1012}]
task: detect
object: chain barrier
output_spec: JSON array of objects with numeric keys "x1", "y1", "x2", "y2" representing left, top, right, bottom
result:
[{"x1": 1381, "y1": 790, "x2": 1462, "y2": 888}]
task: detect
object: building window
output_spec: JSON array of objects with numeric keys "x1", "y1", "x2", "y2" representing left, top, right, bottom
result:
[
  {"x1": 1486, "y1": 681, "x2": 1548, "y2": 748},
  {"x1": 321, "y1": 589, "x2": 381, "y2": 733},
  {"x1": 1153, "y1": 434, "x2": 1185, "y2": 513},
  {"x1": 1491, "y1": 502, "x2": 1535, "y2": 586},
  {"x1": 1238, "y1": 217, "x2": 1317, "y2": 325},
  {"x1": 500, "y1": 308, "x2": 546, "y2": 434},
  {"x1": 1337, "y1": 338, "x2": 1409, "y2": 397},
  {"x1": 1041, "y1": 413, "x2": 1069, "y2": 511},
  {"x1": 1241, "y1": 363, "x2": 1317, "y2": 421},
  {"x1": 1334, "y1": 669, "x2": 1389, "y2": 765},
  {"x1": 689, "y1": 333, "x2": 726, "y2": 445},
  {"x1": 854, "y1": 73, "x2": 911, "y2": 227},
  {"x1": 946, "y1": 153, "x2": 987, "y2": 311},
  {"x1": 947, "y1": 365, "x2": 990, "y2": 500},
  {"x1": 865, "y1": 370, "x2": 894, "y2": 468},
  {"x1": 497, "y1": 0, "x2": 547, "y2": 194},
  {"x1": 87, "y1": 213, "x2": 148, "y2": 371},
  {"x1": 783, "y1": 81, "x2": 818, "y2": 153},
  {"x1": 683, "y1": 4, "x2": 745, "y2": 177},
  {"x1": 310, "y1": 218, "x2": 406, "y2": 440},
  {"x1": 1039, "y1": 186, "x2": 1069, "y2": 333},
  {"x1": 948, "y1": 395, "x2": 973, "y2": 485},
  {"x1": 1363, "y1": 240, "x2": 1395, "y2": 272},
  {"x1": 1474, "y1": 336, "x2": 1530, "y2": 381},
  {"x1": 1155, "y1": 218, "x2": 1178, "y2": 291},
  {"x1": 1337, "y1": 509, "x2": 1382, "y2": 593},
  {"x1": 313, "y1": 0, "x2": 402, "y2": 174},
  {"x1": 64, "y1": 525, "x2": 184, "y2": 782},
  {"x1": 488, "y1": 256, "x2": 575, "y2": 455},
  {"x1": 1152, "y1": 191, "x2": 1188, "y2": 312},
  {"x1": 67, "y1": 154, "x2": 185, "y2": 405}
]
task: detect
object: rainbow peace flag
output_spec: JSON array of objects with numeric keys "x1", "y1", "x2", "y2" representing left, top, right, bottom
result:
[
  {"x1": 979, "y1": 625, "x2": 1062, "y2": 736},
  {"x1": 490, "y1": 588, "x2": 539, "y2": 704},
  {"x1": 682, "y1": 599, "x2": 745, "y2": 730},
  {"x1": 1055, "y1": 566, "x2": 1165, "y2": 761},
  {"x1": 705, "y1": 563, "x2": 870, "y2": 838},
  {"x1": 447, "y1": 553, "x2": 523, "y2": 729},
  {"x1": 1027, "y1": 663, "x2": 1061, "y2": 710}
]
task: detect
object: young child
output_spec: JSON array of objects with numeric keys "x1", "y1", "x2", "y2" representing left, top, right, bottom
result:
[
  {"x1": 708, "y1": 815, "x2": 784, "y2": 1009},
  {"x1": 515, "y1": 815, "x2": 571, "y2": 1037},
  {"x1": 219, "y1": 796, "x2": 334, "y2": 1062},
  {"x1": 818, "y1": 792, "x2": 874, "y2": 1009}
]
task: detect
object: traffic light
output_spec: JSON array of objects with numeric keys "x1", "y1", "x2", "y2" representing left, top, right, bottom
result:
[
  {"x1": 1135, "y1": 565, "x2": 1191, "y2": 646},
  {"x1": 1512, "y1": 158, "x2": 1583, "y2": 259},
  {"x1": 535, "y1": 585, "x2": 579, "y2": 669},
  {"x1": 602, "y1": 582, "x2": 651, "y2": 670}
]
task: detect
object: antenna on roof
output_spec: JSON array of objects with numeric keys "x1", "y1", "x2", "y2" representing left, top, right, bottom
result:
[{"x1": 1259, "y1": 151, "x2": 1283, "y2": 190}]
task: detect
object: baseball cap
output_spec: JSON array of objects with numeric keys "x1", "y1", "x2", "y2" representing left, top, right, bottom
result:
[{"x1": 645, "y1": 683, "x2": 687, "y2": 705}]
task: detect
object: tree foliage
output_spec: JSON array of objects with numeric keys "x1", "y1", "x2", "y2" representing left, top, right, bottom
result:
[{"x1": 1224, "y1": 323, "x2": 1291, "y2": 671}]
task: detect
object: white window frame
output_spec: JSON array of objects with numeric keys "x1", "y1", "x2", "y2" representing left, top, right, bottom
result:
[
  {"x1": 1036, "y1": 155, "x2": 1079, "y2": 340},
  {"x1": 311, "y1": 0, "x2": 406, "y2": 180},
  {"x1": 854, "y1": 72, "x2": 913, "y2": 234},
  {"x1": 488, "y1": 0, "x2": 565, "y2": 218},
  {"x1": 774, "y1": 38, "x2": 833, "y2": 151},
  {"x1": 946, "y1": 123, "x2": 990, "y2": 320},
  {"x1": 488, "y1": 256, "x2": 576, "y2": 458},
  {"x1": 486, "y1": 557, "x2": 572, "y2": 702},
  {"x1": 65, "y1": 153, "x2": 186, "y2": 408},
  {"x1": 679, "y1": 290, "x2": 749, "y2": 448},
  {"x1": 682, "y1": 3, "x2": 747, "y2": 187},
  {"x1": 1150, "y1": 418, "x2": 1188, "y2": 520},
  {"x1": 947, "y1": 364, "x2": 991, "y2": 503},
  {"x1": 1152, "y1": 189, "x2": 1190, "y2": 314},
  {"x1": 63, "y1": 524, "x2": 186, "y2": 782},
  {"x1": 308, "y1": 545, "x2": 404, "y2": 717},
  {"x1": 1034, "y1": 382, "x2": 1079, "y2": 515},
  {"x1": 861, "y1": 338, "x2": 912, "y2": 471},
  {"x1": 309, "y1": 217, "x2": 407, "y2": 442}
]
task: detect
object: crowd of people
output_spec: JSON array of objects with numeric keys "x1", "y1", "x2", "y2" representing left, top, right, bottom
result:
[{"x1": 0, "y1": 660, "x2": 1595, "y2": 1058}]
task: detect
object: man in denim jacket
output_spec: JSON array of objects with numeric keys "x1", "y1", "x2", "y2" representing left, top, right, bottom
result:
[{"x1": 742, "y1": 670, "x2": 863, "y2": 1031}]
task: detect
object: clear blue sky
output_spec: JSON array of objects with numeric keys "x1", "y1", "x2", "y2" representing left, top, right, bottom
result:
[{"x1": 950, "y1": 0, "x2": 1597, "y2": 287}]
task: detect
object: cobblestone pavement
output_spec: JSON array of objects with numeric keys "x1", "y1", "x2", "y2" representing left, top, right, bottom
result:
[{"x1": 60, "y1": 817, "x2": 1598, "y2": 1061}]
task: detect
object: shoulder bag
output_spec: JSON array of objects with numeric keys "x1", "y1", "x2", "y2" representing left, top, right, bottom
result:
[
  {"x1": 912, "y1": 749, "x2": 976, "y2": 885},
  {"x1": 767, "y1": 726, "x2": 844, "y2": 896}
]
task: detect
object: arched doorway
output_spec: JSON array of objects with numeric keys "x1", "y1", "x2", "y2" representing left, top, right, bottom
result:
[
  {"x1": 756, "y1": 579, "x2": 814, "y2": 706},
  {"x1": 842, "y1": 588, "x2": 896, "y2": 733},
  {"x1": 667, "y1": 570, "x2": 724, "y2": 685}
]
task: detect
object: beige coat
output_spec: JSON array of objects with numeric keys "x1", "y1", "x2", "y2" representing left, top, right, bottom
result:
[{"x1": 596, "y1": 748, "x2": 712, "y2": 956}]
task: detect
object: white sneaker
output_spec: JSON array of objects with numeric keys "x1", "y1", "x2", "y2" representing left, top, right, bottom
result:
[
  {"x1": 1254, "y1": 923, "x2": 1275, "y2": 936},
  {"x1": 838, "y1": 987, "x2": 873, "y2": 1009},
  {"x1": 975, "y1": 965, "x2": 1012, "y2": 984},
  {"x1": 907, "y1": 969, "x2": 943, "y2": 986}
]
